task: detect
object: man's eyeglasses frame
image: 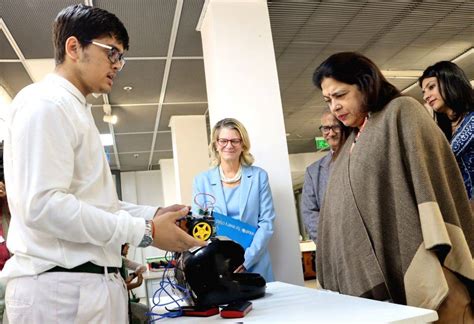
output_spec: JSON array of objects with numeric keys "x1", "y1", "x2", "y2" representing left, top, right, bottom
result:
[
  {"x1": 88, "y1": 40, "x2": 126, "y2": 71},
  {"x1": 319, "y1": 125, "x2": 342, "y2": 134}
]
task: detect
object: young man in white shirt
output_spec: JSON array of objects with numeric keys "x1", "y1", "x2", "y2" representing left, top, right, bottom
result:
[{"x1": 2, "y1": 4, "x2": 204, "y2": 323}]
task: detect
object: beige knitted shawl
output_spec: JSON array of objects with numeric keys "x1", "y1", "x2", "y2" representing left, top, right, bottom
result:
[{"x1": 317, "y1": 96, "x2": 473, "y2": 310}]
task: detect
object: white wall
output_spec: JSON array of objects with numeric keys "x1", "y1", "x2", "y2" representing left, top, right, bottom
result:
[
  {"x1": 289, "y1": 152, "x2": 326, "y2": 173},
  {"x1": 289, "y1": 151, "x2": 327, "y2": 188},
  {"x1": 169, "y1": 116, "x2": 209, "y2": 204},
  {"x1": 159, "y1": 159, "x2": 178, "y2": 206},
  {"x1": 120, "y1": 170, "x2": 167, "y2": 298}
]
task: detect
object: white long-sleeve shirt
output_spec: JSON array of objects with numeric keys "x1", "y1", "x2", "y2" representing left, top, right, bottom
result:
[{"x1": 1, "y1": 74, "x2": 156, "y2": 280}]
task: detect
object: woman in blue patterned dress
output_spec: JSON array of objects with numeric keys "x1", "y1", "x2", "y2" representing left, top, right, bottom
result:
[{"x1": 419, "y1": 61, "x2": 474, "y2": 203}]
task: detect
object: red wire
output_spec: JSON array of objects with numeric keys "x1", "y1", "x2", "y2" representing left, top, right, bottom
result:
[{"x1": 193, "y1": 192, "x2": 216, "y2": 212}]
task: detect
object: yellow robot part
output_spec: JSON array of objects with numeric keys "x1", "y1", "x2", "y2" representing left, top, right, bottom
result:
[{"x1": 192, "y1": 221, "x2": 213, "y2": 241}]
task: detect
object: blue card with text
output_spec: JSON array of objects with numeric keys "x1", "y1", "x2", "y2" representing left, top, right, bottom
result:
[{"x1": 212, "y1": 211, "x2": 257, "y2": 249}]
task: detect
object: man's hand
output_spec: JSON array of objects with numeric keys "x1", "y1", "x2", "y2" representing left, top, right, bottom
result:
[
  {"x1": 126, "y1": 273, "x2": 143, "y2": 290},
  {"x1": 136, "y1": 273, "x2": 143, "y2": 286},
  {"x1": 154, "y1": 204, "x2": 189, "y2": 218},
  {"x1": 135, "y1": 265, "x2": 147, "y2": 276},
  {"x1": 152, "y1": 207, "x2": 206, "y2": 252}
]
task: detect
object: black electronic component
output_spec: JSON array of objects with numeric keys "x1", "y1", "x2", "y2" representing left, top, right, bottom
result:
[
  {"x1": 174, "y1": 238, "x2": 266, "y2": 307},
  {"x1": 177, "y1": 211, "x2": 215, "y2": 241}
]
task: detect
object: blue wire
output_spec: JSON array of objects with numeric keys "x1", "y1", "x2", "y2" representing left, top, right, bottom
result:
[{"x1": 146, "y1": 252, "x2": 192, "y2": 322}]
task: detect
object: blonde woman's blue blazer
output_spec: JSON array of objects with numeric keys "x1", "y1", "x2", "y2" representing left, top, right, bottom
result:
[{"x1": 192, "y1": 165, "x2": 275, "y2": 282}]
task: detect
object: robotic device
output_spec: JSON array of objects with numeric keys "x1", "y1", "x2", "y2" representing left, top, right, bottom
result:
[
  {"x1": 177, "y1": 211, "x2": 215, "y2": 241},
  {"x1": 174, "y1": 237, "x2": 266, "y2": 308}
]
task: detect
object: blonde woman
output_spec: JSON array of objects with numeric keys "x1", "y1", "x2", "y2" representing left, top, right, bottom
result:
[{"x1": 192, "y1": 118, "x2": 276, "y2": 282}]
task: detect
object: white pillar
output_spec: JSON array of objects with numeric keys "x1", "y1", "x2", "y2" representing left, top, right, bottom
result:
[
  {"x1": 159, "y1": 158, "x2": 178, "y2": 206},
  {"x1": 200, "y1": 0, "x2": 304, "y2": 285},
  {"x1": 169, "y1": 115, "x2": 209, "y2": 204}
]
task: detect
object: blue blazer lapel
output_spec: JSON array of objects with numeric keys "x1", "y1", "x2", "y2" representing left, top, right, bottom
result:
[
  {"x1": 210, "y1": 167, "x2": 227, "y2": 216},
  {"x1": 239, "y1": 166, "x2": 253, "y2": 219}
]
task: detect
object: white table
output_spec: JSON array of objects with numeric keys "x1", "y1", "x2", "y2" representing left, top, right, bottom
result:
[
  {"x1": 299, "y1": 240, "x2": 316, "y2": 252},
  {"x1": 151, "y1": 281, "x2": 438, "y2": 323}
]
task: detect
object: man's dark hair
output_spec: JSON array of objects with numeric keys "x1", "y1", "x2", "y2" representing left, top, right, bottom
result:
[
  {"x1": 313, "y1": 52, "x2": 401, "y2": 113},
  {"x1": 53, "y1": 4, "x2": 129, "y2": 65}
]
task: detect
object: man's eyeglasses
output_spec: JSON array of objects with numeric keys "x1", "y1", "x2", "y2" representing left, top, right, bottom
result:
[
  {"x1": 88, "y1": 40, "x2": 126, "y2": 71},
  {"x1": 217, "y1": 138, "x2": 242, "y2": 147},
  {"x1": 319, "y1": 125, "x2": 342, "y2": 134}
]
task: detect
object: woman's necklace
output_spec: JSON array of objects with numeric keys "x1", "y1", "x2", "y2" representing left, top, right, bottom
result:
[
  {"x1": 451, "y1": 114, "x2": 465, "y2": 134},
  {"x1": 219, "y1": 165, "x2": 242, "y2": 184},
  {"x1": 350, "y1": 116, "x2": 369, "y2": 154}
]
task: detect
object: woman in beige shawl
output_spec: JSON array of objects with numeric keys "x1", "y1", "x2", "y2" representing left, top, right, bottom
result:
[{"x1": 313, "y1": 52, "x2": 472, "y2": 323}]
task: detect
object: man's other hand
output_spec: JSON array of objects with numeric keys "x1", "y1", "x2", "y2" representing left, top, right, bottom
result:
[
  {"x1": 154, "y1": 204, "x2": 190, "y2": 218},
  {"x1": 152, "y1": 207, "x2": 206, "y2": 252}
]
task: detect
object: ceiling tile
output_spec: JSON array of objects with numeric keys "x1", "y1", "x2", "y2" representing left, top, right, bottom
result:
[
  {"x1": 0, "y1": 62, "x2": 33, "y2": 98},
  {"x1": 158, "y1": 103, "x2": 207, "y2": 130},
  {"x1": 152, "y1": 150, "x2": 173, "y2": 165},
  {"x1": 164, "y1": 59, "x2": 207, "y2": 103},
  {"x1": 154, "y1": 132, "x2": 172, "y2": 151},
  {"x1": 108, "y1": 60, "x2": 165, "y2": 104},
  {"x1": 96, "y1": 0, "x2": 176, "y2": 57},
  {"x1": 2, "y1": 0, "x2": 78, "y2": 58},
  {"x1": 113, "y1": 105, "x2": 158, "y2": 133},
  {"x1": 174, "y1": 0, "x2": 205, "y2": 57},
  {"x1": 91, "y1": 106, "x2": 111, "y2": 134},
  {"x1": 119, "y1": 152, "x2": 151, "y2": 171},
  {"x1": 115, "y1": 133, "x2": 153, "y2": 152},
  {"x1": 0, "y1": 31, "x2": 18, "y2": 59}
]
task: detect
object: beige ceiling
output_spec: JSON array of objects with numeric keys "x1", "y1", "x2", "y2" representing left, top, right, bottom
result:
[{"x1": 1, "y1": 0, "x2": 473, "y2": 171}]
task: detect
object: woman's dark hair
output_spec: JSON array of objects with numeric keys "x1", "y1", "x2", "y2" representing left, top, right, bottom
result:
[
  {"x1": 418, "y1": 61, "x2": 474, "y2": 140},
  {"x1": 53, "y1": 4, "x2": 129, "y2": 65},
  {"x1": 313, "y1": 52, "x2": 401, "y2": 113},
  {"x1": 434, "y1": 113, "x2": 453, "y2": 142}
]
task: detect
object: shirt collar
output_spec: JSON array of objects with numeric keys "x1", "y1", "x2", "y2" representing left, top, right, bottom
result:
[
  {"x1": 321, "y1": 150, "x2": 333, "y2": 168},
  {"x1": 45, "y1": 73, "x2": 88, "y2": 106}
]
